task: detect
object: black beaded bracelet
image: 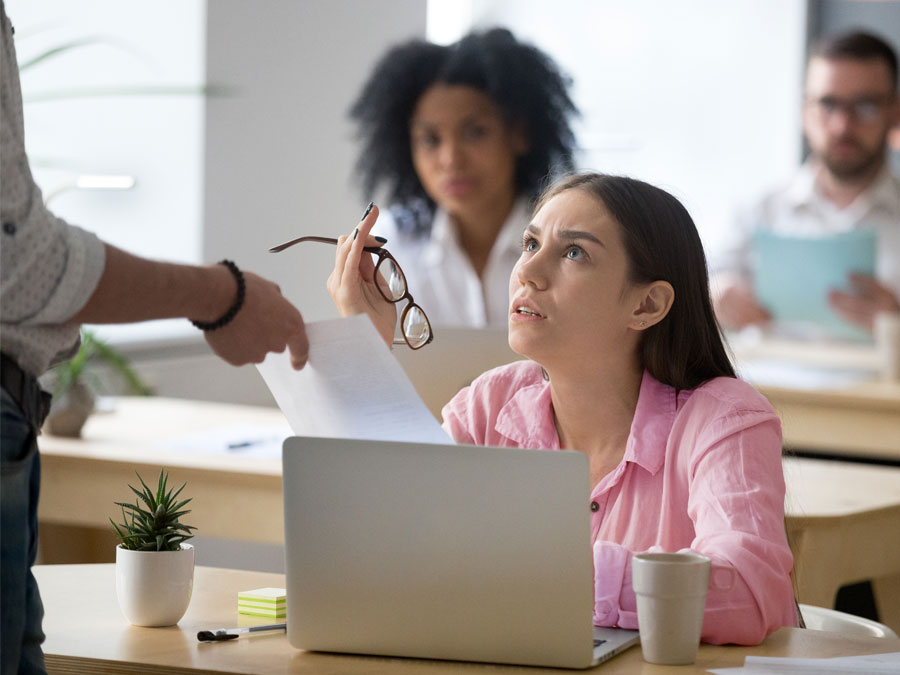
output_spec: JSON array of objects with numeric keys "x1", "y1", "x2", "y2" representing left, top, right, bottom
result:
[{"x1": 190, "y1": 259, "x2": 246, "y2": 331}]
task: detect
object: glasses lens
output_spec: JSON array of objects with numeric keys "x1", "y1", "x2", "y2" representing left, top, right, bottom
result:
[
  {"x1": 854, "y1": 101, "x2": 879, "y2": 123},
  {"x1": 402, "y1": 305, "x2": 431, "y2": 349},
  {"x1": 813, "y1": 96, "x2": 885, "y2": 123},
  {"x1": 373, "y1": 255, "x2": 407, "y2": 302}
]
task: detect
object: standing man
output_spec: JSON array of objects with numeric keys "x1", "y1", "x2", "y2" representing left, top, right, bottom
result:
[
  {"x1": 1, "y1": 3, "x2": 309, "y2": 672},
  {"x1": 714, "y1": 30, "x2": 900, "y2": 333}
]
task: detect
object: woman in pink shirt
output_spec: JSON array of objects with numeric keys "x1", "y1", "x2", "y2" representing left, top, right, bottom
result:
[{"x1": 328, "y1": 173, "x2": 798, "y2": 645}]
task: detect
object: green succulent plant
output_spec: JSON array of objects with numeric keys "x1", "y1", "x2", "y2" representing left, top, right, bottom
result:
[{"x1": 110, "y1": 470, "x2": 196, "y2": 552}]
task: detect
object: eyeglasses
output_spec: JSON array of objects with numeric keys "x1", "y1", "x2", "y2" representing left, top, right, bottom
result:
[
  {"x1": 269, "y1": 235, "x2": 433, "y2": 350},
  {"x1": 806, "y1": 95, "x2": 894, "y2": 124}
]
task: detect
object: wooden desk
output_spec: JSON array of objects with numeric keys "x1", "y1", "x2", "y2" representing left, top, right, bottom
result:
[
  {"x1": 38, "y1": 398, "x2": 286, "y2": 547},
  {"x1": 759, "y1": 380, "x2": 900, "y2": 460},
  {"x1": 731, "y1": 337, "x2": 900, "y2": 461},
  {"x1": 37, "y1": 399, "x2": 900, "y2": 612},
  {"x1": 34, "y1": 564, "x2": 900, "y2": 675}
]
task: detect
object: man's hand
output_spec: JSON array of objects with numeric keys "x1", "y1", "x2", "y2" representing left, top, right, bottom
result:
[
  {"x1": 204, "y1": 272, "x2": 309, "y2": 369},
  {"x1": 713, "y1": 281, "x2": 772, "y2": 330},
  {"x1": 828, "y1": 273, "x2": 900, "y2": 333}
]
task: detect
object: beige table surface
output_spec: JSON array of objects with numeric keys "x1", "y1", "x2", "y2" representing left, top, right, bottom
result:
[
  {"x1": 33, "y1": 564, "x2": 900, "y2": 675},
  {"x1": 783, "y1": 457, "x2": 900, "y2": 608}
]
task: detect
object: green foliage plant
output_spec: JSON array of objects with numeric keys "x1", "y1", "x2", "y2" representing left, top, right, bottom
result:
[
  {"x1": 52, "y1": 329, "x2": 151, "y2": 400},
  {"x1": 110, "y1": 470, "x2": 196, "y2": 552}
]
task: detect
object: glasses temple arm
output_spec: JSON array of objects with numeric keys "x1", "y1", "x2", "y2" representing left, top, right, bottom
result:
[{"x1": 269, "y1": 236, "x2": 385, "y2": 254}]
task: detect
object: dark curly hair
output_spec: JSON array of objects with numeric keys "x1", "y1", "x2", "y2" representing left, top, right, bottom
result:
[{"x1": 349, "y1": 28, "x2": 579, "y2": 234}]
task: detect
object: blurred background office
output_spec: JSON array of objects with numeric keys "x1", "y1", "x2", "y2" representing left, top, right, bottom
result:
[
  {"x1": 9, "y1": 1, "x2": 900, "y2": 623},
  {"x1": 9, "y1": 0, "x2": 898, "y2": 404}
]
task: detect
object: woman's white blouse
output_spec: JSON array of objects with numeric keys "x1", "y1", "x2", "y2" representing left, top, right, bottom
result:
[{"x1": 372, "y1": 198, "x2": 530, "y2": 328}]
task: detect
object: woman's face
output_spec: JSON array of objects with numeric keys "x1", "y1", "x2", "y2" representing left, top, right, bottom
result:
[
  {"x1": 508, "y1": 189, "x2": 647, "y2": 370},
  {"x1": 410, "y1": 84, "x2": 526, "y2": 221}
]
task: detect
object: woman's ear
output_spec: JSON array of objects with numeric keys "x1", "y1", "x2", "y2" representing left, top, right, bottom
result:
[{"x1": 630, "y1": 281, "x2": 674, "y2": 330}]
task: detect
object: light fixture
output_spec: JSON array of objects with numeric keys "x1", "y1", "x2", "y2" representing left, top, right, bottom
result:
[{"x1": 44, "y1": 174, "x2": 136, "y2": 205}]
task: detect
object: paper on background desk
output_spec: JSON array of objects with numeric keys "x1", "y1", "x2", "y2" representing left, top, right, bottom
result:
[
  {"x1": 736, "y1": 359, "x2": 875, "y2": 390},
  {"x1": 709, "y1": 651, "x2": 900, "y2": 674},
  {"x1": 256, "y1": 315, "x2": 452, "y2": 445},
  {"x1": 152, "y1": 423, "x2": 293, "y2": 460}
]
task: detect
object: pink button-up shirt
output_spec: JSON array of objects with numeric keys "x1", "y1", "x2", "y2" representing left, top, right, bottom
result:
[{"x1": 441, "y1": 361, "x2": 797, "y2": 646}]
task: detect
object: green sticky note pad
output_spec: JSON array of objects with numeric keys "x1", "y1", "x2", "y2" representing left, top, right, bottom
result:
[
  {"x1": 237, "y1": 587, "x2": 286, "y2": 605},
  {"x1": 752, "y1": 228, "x2": 876, "y2": 341},
  {"x1": 238, "y1": 606, "x2": 287, "y2": 618}
]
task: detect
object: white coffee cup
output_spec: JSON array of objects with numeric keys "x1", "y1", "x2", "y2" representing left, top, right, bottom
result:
[
  {"x1": 632, "y1": 551, "x2": 711, "y2": 665},
  {"x1": 874, "y1": 311, "x2": 900, "y2": 383}
]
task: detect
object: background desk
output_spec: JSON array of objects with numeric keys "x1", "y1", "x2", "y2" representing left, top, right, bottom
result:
[
  {"x1": 731, "y1": 336, "x2": 900, "y2": 462},
  {"x1": 38, "y1": 398, "x2": 285, "y2": 549},
  {"x1": 34, "y1": 564, "x2": 900, "y2": 675},
  {"x1": 758, "y1": 380, "x2": 900, "y2": 461}
]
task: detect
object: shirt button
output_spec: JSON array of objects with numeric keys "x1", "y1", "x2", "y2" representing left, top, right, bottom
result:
[
  {"x1": 2, "y1": 222, "x2": 16, "y2": 235},
  {"x1": 590, "y1": 501, "x2": 599, "y2": 512}
]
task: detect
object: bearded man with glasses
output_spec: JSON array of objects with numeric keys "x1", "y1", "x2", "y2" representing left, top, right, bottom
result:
[{"x1": 713, "y1": 29, "x2": 900, "y2": 334}]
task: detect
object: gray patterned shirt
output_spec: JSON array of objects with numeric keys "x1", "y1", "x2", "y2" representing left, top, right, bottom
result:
[{"x1": 1, "y1": 1, "x2": 106, "y2": 376}]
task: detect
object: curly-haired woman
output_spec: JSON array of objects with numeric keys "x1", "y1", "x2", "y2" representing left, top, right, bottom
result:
[{"x1": 349, "y1": 28, "x2": 578, "y2": 328}]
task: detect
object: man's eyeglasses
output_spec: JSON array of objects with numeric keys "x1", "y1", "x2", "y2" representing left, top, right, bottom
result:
[
  {"x1": 806, "y1": 95, "x2": 894, "y2": 124},
  {"x1": 269, "y1": 236, "x2": 433, "y2": 350}
]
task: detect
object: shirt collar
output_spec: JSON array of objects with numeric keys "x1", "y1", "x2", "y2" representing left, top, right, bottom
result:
[
  {"x1": 493, "y1": 368, "x2": 678, "y2": 473},
  {"x1": 495, "y1": 198, "x2": 532, "y2": 256},
  {"x1": 422, "y1": 197, "x2": 531, "y2": 265},
  {"x1": 622, "y1": 370, "x2": 678, "y2": 475},
  {"x1": 783, "y1": 161, "x2": 817, "y2": 208},
  {"x1": 865, "y1": 163, "x2": 900, "y2": 213},
  {"x1": 494, "y1": 378, "x2": 560, "y2": 449},
  {"x1": 786, "y1": 159, "x2": 900, "y2": 214}
]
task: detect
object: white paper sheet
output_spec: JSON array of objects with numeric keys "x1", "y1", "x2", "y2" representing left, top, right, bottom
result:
[
  {"x1": 708, "y1": 651, "x2": 900, "y2": 674},
  {"x1": 256, "y1": 315, "x2": 452, "y2": 445},
  {"x1": 736, "y1": 359, "x2": 875, "y2": 391}
]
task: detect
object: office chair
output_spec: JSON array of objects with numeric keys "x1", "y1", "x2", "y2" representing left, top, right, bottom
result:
[{"x1": 799, "y1": 604, "x2": 898, "y2": 639}]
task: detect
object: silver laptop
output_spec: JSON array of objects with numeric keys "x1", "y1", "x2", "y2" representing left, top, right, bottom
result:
[{"x1": 281, "y1": 436, "x2": 639, "y2": 669}]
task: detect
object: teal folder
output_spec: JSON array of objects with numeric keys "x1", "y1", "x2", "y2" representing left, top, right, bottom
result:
[{"x1": 751, "y1": 229, "x2": 876, "y2": 342}]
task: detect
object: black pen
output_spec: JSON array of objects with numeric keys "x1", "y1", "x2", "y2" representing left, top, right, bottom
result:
[
  {"x1": 197, "y1": 623, "x2": 286, "y2": 642},
  {"x1": 226, "y1": 439, "x2": 264, "y2": 450}
]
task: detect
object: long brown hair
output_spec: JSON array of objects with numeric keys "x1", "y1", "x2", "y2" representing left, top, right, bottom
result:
[{"x1": 537, "y1": 173, "x2": 735, "y2": 390}]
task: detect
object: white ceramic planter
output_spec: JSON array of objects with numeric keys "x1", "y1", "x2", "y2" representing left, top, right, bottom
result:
[{"x1": 115, "y1": 543, "x2": 194, "y2": 626}]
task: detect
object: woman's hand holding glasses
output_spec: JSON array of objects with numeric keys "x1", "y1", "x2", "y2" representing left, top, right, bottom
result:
[
  {"x1": 269, "y1": 202, "x2": 433, "y2": 350},
  {"x1": 326, "y1": 203, "x2": 399, "y2": 347}
]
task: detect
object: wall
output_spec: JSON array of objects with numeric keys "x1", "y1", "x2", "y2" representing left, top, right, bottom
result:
[{"x1": 7, "y1": 0, "x2": 205, "y2": 270}]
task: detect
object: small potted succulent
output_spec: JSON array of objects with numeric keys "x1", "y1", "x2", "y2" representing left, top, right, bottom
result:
[{"x1": 111, "y1": 469, "x2": 197, "y2": 626}]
